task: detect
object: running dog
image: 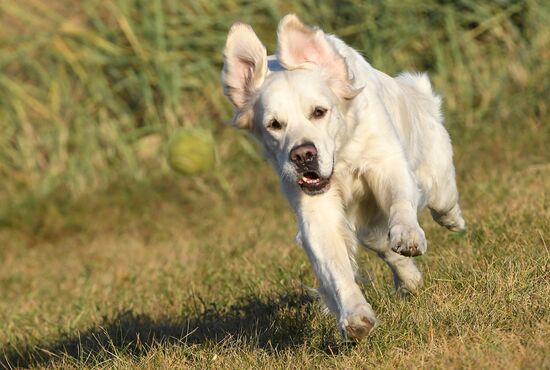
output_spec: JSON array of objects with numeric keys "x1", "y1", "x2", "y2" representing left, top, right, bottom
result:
[{"x1": 221, "y1": 14, "x2": 465, "y2": 341}]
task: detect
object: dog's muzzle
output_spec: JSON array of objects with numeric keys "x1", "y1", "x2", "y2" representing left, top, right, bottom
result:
[{"x1": 289, "y1": 143, "x2": 331, "y2": 195}]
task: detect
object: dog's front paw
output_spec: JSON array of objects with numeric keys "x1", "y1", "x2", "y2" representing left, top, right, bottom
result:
[
  {"x1": 339, "y1": 305, "x2": 379, "y2": 342},
  {"x1": 389, "y1": 224, "x2": 427, "y2": 257}
]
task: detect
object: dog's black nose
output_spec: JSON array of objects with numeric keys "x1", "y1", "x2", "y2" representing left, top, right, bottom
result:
[{"x1": 290, "y1": 142, "x2": 317, "y2": 165}]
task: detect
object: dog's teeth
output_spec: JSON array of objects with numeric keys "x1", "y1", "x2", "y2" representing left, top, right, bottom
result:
[
  {"x1": 302, "y1": 177, "x2": 319, "y2": 184},
  {"x1": 299, "y1": 175, "x2": 324, "y2": 186}
]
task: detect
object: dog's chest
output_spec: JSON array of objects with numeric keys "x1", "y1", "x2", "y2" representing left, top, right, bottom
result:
[
  {"x1": 337, "y1": 171, "x2": 369, "y2": 207},
  {"x1": 335, "y1": 171, "x2": 381, "y2": 229}
]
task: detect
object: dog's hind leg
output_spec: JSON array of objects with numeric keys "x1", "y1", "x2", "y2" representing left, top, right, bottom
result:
[
  {"x1": 420, "y1": 128, "x2": 466, "y2": 233},
  {"x1": 430, "y1": 203, "x2": 466, "y2": 232},
  {"x1": 378, "y1": 247, "x2": 423, "y2": 296},
  {"x1": 428, "y1": 170, "x2": 466, "y2": 232},
  {"x1": 359, "y1": 224, "x2": 422, "y2": 296}
]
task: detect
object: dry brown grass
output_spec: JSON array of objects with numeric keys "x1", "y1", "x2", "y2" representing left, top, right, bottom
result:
[{"x1": 1, "y1": 123, "x2": 549, "y2": 369}]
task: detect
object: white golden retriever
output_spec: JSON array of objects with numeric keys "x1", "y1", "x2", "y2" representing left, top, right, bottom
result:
[{"x1": 221, "y1": 14, "x2": 465, "y2": 341}]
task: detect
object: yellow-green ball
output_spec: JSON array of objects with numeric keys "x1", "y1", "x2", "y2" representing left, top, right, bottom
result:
[{"x1": 167, "y1": 128, "x2": 215, "y2": 175}]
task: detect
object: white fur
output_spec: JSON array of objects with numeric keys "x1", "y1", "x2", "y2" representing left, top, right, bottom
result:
[{"x1": 221, "y1": 14, "x2": 465, "y2": 341}]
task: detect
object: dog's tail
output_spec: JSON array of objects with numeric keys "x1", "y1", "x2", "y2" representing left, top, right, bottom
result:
[
  {"x1": 396, "y1": 72, "x2": 444, "y2": 124},
  {"x1": 397, "y1": 72, "x2": 433, "y2": 94}
]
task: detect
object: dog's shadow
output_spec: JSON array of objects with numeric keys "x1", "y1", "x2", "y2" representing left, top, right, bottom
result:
[{"x1": 1, "y1": 291, "x2": 341, "y2": 368}]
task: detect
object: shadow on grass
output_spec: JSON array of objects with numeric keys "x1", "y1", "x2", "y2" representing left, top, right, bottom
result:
[{"x1": 1, "y1": 292, "x2": 341, "y2": 368}]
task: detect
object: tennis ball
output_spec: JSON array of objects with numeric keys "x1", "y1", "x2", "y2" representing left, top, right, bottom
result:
[{"x1": 167, "y1": 128, "x2": 215, "y2": 175}]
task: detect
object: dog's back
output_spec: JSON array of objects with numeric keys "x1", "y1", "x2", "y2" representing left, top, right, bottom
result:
[{"x1": 325, "y1": 34, "x2": 464, "y2": 227}]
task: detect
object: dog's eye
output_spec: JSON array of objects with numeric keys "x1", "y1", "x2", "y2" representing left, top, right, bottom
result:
[
  {"x1": 312, "y1": 107, "x2": 328, "y2": 119},
  {"x1": 268, "y1": 119, "x2": 283, "y2": 130}
]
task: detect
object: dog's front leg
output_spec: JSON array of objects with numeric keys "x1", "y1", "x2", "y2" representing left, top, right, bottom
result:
[
  {"x1": 367, "y1": 160, "x2": 427, "y2": 257},
  {"x1": 287, "y1": 185, "x2": 378, "y2": 341}
]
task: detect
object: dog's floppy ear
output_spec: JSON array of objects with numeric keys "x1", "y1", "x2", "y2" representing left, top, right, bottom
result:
[
  {"x1": 277, "y1": 14, "x2": 360, "y2": 100},
  {"x1": 222, "y1": 23, "x2": 267, "y2": 129}
]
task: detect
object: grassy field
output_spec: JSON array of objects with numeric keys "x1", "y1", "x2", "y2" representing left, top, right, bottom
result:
[{"x1": 1, "y1": 0, "x2": 549, "y2": 368}]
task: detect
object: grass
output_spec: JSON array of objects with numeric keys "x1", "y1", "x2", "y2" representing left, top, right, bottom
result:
[{"x1": 1, "y1": 0, "x2": 549, "y2": 368}]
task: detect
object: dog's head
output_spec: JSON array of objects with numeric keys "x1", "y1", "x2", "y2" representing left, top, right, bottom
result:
[{"x1": 221, "y1": 15, "x2": 360, "y2": 195}]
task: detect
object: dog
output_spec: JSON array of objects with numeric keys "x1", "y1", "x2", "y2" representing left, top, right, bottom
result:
[{"x1": 221, "y1": 14, "x2": 466, "y2": 341}]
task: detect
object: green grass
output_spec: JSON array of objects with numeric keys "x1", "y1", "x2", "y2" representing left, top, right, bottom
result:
[{"x1": 1, "y1": 0, "x2": 549, "y2": 368}]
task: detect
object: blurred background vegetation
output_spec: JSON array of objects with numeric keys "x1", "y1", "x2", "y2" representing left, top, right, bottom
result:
[
  {"x1": 1, "y1": 0, "x2": 548, "y2": 213},
  {"x1": 0, "y1": 1, "x2": 549, "y2": 368}
]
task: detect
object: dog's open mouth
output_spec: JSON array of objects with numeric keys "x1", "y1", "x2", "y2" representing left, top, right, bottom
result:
[{"x1": 297, "y1": 171, "x2": 331, "y2": 195}]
